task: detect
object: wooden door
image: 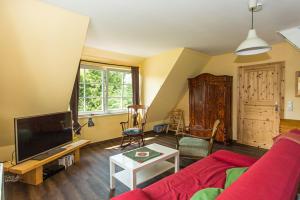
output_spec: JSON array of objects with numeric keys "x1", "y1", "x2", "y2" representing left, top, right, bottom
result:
[{"x1": 237, "y1": 62, "x2": 284, "y2": 149}]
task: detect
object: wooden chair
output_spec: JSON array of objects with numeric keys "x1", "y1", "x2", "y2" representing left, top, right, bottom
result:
[
  {"x1": 120, "y1": 105, "x2": 148, "y2": 148},
  {"x1": 176, "y1": 119, "x2": 220, "y2": 159},
  {"x1": 165, "y1": 109, "x2": 185, "y2": 135}
]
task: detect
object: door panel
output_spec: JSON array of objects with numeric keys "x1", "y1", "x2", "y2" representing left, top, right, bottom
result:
[{"x1": 238, "y1": 62, "x2": 284, "y2": 149}]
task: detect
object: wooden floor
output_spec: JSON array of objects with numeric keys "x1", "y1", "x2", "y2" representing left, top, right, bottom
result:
[{"x1": 5, "y1": 133, "x2": 267, "y2": 200}]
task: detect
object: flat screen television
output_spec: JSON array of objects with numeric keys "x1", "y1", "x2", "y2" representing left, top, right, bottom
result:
[{"x1": 14, "y1": 111, "x2": 73, "y2": 164}]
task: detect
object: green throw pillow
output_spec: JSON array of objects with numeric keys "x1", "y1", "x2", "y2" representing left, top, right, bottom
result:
[
  {"x1": 190, "y1": 188, "x2": 224, "y2": 200},
  {"x1": 224, "y1": 167, "x2": 248, "y2": 189}
]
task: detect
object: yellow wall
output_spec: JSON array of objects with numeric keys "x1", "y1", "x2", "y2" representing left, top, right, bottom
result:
[
  {"x1": 0, "y1": 0, "x2": 89, "y2": 160},
  {"x1": 145, "y1": 49, "x2": 210, "y2": 123},
  {"x1": 78, "y1": 48, "x2": 145, "y2": 143},
  {"x1": 141, "y1": 48, "x2": 184, "y2": 106},
  {"x1": 176, "y1": 42, "x2": 300, "y2": 139},
  {"x1": 79, "y1": 114, "x2": 128, "y2": 143},
  {"x1": 81, "y1": 46, "x2": 145, "y2": 67}
]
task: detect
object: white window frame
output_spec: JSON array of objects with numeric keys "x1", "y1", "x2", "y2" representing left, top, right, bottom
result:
[{"x1": 79, "y1": 64, "x2": 132, "y2": 116}]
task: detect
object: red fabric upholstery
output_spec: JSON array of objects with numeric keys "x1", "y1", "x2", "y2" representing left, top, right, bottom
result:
[
  {"x1": 111, "y1": 189, "x2": 150, "y2": 200},
  {"x1": 112, "y1": 150, "x2": 257, "y2": 200},
  {"x1": 217, "y1": 139, "x2": 300, "y2": 200},
  {"x1": 211, "y1": 150, "x2": 257, "y2": 167},
  {"x1": 289, "y1": 129, "x2": 300, "y2": 135},
  {"x1": 112, "y1": 139, "x2": 300, "y2": 200}
]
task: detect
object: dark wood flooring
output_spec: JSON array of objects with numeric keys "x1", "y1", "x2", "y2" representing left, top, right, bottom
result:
[{"x1": 4, "y1": 133, "x2": 267, "y2": 200}]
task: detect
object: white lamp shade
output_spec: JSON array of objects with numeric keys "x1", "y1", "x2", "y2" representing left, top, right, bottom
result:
[{"x1": 236, "y1": 29, "x2": 271, "y2": 55}]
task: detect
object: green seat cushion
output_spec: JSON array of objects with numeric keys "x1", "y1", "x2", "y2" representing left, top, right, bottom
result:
[
  {"x1": 179, "y1": 137, "x2": 209, "y2": 147},
  {"x1": 224, "y1": 167, "x2": 248, "y2": 189},
  {"x1": 190, "y1": 188, "x2": 224, "y2": 200},
  {"x1": 123, "y1": 128, "x2": 142, "y2": 135},
  {"x1": 179, "y1": 137, "x2": 209, "y2": 157}
]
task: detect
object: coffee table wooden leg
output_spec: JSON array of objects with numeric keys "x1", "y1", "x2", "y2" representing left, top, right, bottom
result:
[
  {"x1": 20, "y1": 166, "x2": 43, "y2": 185},
  {"x1": 175, "y1": 154, "x2": 179, "y2": 172},
  {"x1": 110, "y1": 160, "x2": 116, "y2": 190},
  {"x1": 130, "y1": 171, "x2": 136, "y2": 190}
]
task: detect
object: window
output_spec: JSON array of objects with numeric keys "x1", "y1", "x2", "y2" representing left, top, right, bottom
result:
[{"x1": 79, "y1": 65, "x2": 133, "y2": 115}]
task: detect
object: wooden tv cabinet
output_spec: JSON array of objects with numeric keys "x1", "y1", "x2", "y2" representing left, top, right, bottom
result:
[{"x1": 4, "y1": 139, "x2": 90, "y2": 185}]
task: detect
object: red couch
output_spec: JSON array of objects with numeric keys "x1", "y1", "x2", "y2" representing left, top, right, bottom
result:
[{"x1": 112, "y1": 136, "x2": 300, "y2": 200}]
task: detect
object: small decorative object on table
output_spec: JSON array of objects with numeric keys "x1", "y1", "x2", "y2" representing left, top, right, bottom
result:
[
  {"x1": 123, "y1": 147, "x2": 162, "y2": 163},
  {"x1": 135, "y1": 151, "x2": 149, "y2": 157}
]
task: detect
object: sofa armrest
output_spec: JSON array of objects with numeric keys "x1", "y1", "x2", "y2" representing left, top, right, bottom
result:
[{"x1": 211, "y1": 150, "x2": 257, "y2": 167}]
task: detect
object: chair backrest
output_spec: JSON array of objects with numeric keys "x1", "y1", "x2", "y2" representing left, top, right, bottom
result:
[
  {"x1": 167, "y1": 109, "x2": 184, "y2": 134},
  {"x1": 208, "y1": 119, "x2": 221, "y2": 154},
  {"x1": 127, "y1": 105, "x2": 148, "y2": 130}
]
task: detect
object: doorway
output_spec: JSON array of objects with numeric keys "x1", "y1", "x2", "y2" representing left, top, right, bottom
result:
[{"x1": 237, "y1": 62, "x2": 285, "y2": 149}]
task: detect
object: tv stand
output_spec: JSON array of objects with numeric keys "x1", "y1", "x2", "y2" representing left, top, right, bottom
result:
[
  {"x1": 3, "y1": 140, "x2": 90, "y2": 185},
  {"x1": 32, "y1": 147, "x2": 66, "y2": 161}
]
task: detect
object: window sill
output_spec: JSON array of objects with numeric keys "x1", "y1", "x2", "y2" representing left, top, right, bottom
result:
[{"x1": 78, "y1": 111, "x2": 127, "y2": 119}]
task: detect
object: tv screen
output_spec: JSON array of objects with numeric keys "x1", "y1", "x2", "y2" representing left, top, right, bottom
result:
[{"x1": 15, "y1": 111, "x2": 73, "y2": 164}]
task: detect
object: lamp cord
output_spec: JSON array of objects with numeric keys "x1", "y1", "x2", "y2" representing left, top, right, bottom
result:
[{"x1": 251, "y1": 8, "x2": 254, "y2": 29}]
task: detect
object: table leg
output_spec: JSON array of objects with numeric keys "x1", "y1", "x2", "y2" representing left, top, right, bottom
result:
[
  {"x1": 74, "y1": 149, "x2": 80, "y2": 164},
  {"x1": 20, "y1": 166, "x2": 43, "y2": 185},
  {"x1": 110, "y1": 159, "x2": 116, "y2": 190},
  {"x1": 130, "y1": 171, "x2": 136, "y2": 190},
  {"x1": 175, "y1": 153, "x2": 179, "y2": 172}
]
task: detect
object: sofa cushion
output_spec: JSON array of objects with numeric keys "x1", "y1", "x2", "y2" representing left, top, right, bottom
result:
[
  {"x1": 224, "y1": 167, "x2": 248, "y2": 189},
  {"x1": 179, "y1": 137, "x2": 209, "y2": 157},
  {"x1": 191, "y1": 188, "x2": 224, "y2": 200},
  {"x1": 123, "y1": 128, "x2": 142, "y2": 135}
]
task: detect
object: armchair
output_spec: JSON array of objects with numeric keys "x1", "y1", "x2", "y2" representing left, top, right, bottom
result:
[{"x1": 176, "y1": 119, "x2": 220, "y2": 159}]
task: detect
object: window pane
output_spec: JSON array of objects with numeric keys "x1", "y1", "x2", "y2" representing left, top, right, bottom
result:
[
  {"x1": 108, "y1": 71, "x2": 122, "y2": 97},
  {"x1": 79, "y1": 85, "x2": 84, "y2": 97},
  {"x1": 79, "y1": 98, "x2": 84, "y2": 112},
  {"x1": 108, "y1": 98, "x2": 121, "y2": 110},
  {"x1": 85, "y1": 69, "x2": 102, "y2": 84},
  {"x1": 123, "y1": 84, "x2": 132, "y2": 97},
  {"x1": 86, "y1": 98, "x2": 102, "y2": 111},
  {"x1": 80, "y1": 69, "x2": 85, "y2": 83},
  {"x1": 123, "y1": 73, "x2": 132, "y2": 84},
  {"x1": 122, "y1": 98, "x2": 132, "y2": 109},
  {"x1": 85, "y1": 84, "x2": 102, "y2": 97}
]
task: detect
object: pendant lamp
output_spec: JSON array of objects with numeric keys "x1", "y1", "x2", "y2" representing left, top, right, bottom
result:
[{"x1": 236, "y1": 0, "x2": 271, "y2": 56}]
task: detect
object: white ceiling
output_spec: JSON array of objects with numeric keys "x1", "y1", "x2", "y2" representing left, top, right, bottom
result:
[{"x1": 43, "y1": 0, "x2": 300, "y2": 57}]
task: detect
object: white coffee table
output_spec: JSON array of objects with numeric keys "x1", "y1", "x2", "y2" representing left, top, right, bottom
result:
[{"x1": 109, "y1": 143, "x2": 179, "y2": 190}]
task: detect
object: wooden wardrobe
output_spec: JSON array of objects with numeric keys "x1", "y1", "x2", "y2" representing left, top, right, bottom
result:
[{"x1": 188, "y1": 73, "x2": 232, "y2": 144}]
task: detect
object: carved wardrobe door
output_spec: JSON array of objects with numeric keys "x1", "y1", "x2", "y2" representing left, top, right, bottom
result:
[{"x1": 188, "y1": 73, "x2": 232, "y2": 144}]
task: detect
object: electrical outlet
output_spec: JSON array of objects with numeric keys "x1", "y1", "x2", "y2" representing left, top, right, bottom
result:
[{"x1": 287, "y1": 101, "x2": 293, "y2": 112}]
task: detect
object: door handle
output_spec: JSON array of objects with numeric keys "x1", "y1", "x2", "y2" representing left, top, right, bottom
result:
[{"x1": 275, "y1": 101, "x2": 279, "y2": 112}]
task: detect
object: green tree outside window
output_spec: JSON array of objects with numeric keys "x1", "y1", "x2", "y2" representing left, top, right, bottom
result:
[{"x1": 79, "y1": 66, "x2": 133, "y2": 114}]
